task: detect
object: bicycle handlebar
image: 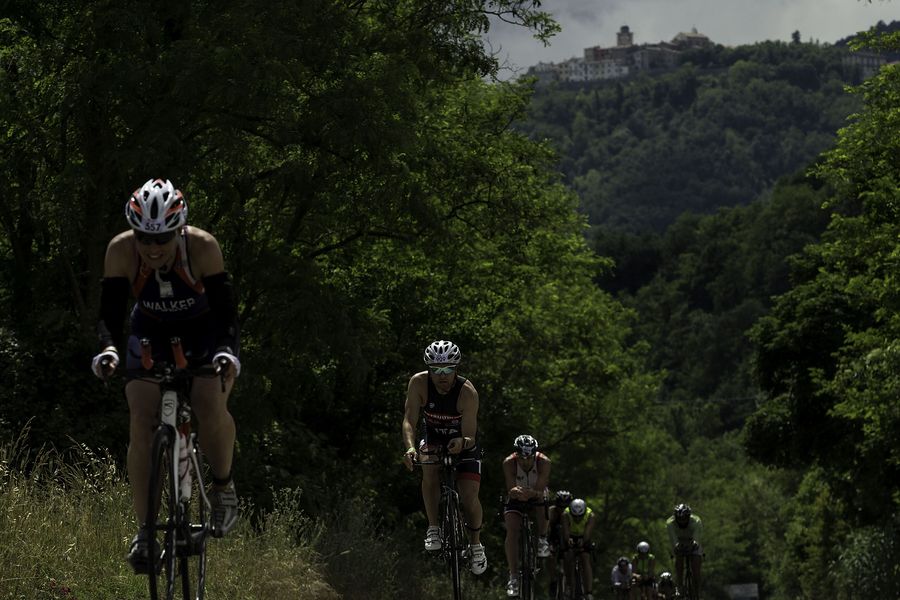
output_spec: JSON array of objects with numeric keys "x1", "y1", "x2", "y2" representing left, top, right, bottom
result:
[{"x1": 100, "y1": 337, "x2": 229, "y2": 391}]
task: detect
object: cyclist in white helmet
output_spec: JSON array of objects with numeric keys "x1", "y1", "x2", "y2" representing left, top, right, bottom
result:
[
  {"x1": 402, "y1": 340, "x2": 487, "y2": 575},
  {"x1": 90, "y1": 179, "x2": 241, "y2": 573},
  {"x1": 502, "y1": 433, "x2": 551, "y2": 597},
  {"x1": 657, "y1": 571, "x2": 677, "y2": 599},
  {"x1": 562, "y1": 497, "x2": 597, "y2": 600},
  {"x1": 631, "y1": 540, "x2": 657, "y2": 599}
]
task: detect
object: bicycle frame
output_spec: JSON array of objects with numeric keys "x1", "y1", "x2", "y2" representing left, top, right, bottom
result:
[
  {"x1": 510, "y1": 499, "x2": 546, "y2": 600},
  {"x1": 414, "y1": 449, "x2": 475, "y2": 600},
  {"x1": 137, "y1": 337, "x2": 220, "y2": 600},
  {"x1": 674, "y1": 544, "x2": 700, "y2": 600}
]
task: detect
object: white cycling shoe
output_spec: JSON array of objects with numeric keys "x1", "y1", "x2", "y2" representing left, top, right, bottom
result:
[
  {"x1": 424, "y1": 526, "x2": 442, "y2": 551},
  {"x1": 537, "y1": 536, "x2": 551, "y2": 558},
  {"x1": 469, "y1": 543, "x2": 487, "y2": 574},
  {"x1": 506, "y1": 577, "x2": 519, "y2": 597}
]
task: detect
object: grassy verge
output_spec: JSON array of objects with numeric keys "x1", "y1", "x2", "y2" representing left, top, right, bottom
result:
[
  {"x1": 0, "y1": 433, "x2": 336, "y2": 600},
  {"x1": 0, "y1": 432, "x2": 504, "y2": 599}
]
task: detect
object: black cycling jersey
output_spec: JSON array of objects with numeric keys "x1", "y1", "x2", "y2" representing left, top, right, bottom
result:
[{"x1": 422, "y1": 375, "x2": 467, "y2": 441}]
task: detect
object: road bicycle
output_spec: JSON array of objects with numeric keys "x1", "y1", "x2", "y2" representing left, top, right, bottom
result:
[
  {"x1": 507, "y1": 498, "x2": 547, "y2": 600},
  {"x1": 124, "y1": 337, "x2": 228, "y2": 600},
  {"x1": 613, "y1": 581, "x2": 631, "y2": 599},
  {"x1": 414, "y1": 448, "x2": 478, "y2": 600},
  {"x1": 674, "y1": 543, "x2": 701, "y2": 600},
  {"x1": 551, "y1": 547, "x2": 567, "y2": 600},
  {"x1": 563, "y1": 537, "x2": 592, "y2": 600}
]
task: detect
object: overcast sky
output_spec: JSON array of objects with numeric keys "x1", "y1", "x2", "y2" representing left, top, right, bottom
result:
[{"x1": 486, "y1": 0, "x2": 898, "y2": 78}]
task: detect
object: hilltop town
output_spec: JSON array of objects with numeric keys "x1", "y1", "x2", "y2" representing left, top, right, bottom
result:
[{"x1": 526, "y1": 25, "x2": 887, "y2": 84}]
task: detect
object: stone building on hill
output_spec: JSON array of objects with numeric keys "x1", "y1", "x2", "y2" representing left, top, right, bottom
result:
[{"x1": 527, "y1": 25, "x2": 711, "y2": 84}]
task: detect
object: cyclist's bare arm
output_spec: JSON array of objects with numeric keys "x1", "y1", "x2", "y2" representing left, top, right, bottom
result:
[
  {"x1": 532, "y1": 455, "x2": 551, "y2": 499},
  {"x1": 401, "y1": 373, "x2": 426, "y2": 469},
  {"x1": 583, "y1": 513, "x2": 597, "y2": 539},
  {"x1": 502, "y1": 455, "x2": 523, "y2": 499},
  {"x1": 185, "y1": 227, "x2": 225, "y2": 279},
  {"x1": 103, "y1": 232, "x2": 136, "y2": 278}
]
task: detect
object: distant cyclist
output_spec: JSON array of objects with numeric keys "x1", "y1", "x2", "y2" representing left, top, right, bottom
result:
[
  {"x1": 547, "y1": 489, "x2": 573, "y2": 600},
  {"x1": 666, "y1": 503, "x2": 702, "y2": 598},
  {"x1": 502, "y1": 434, "x2": 551, "y2": 597},
  {"x1": 657, "y1": 571, "x2": 677, "y2": 599},
  {"x1": 611, "y1": 556, "x2": 632, "y2": 598},
  {"x1": 401, "y1": 340, "x2": 487, "y2": 575},
  {"x1": 562, "y1": 498, "x2": 596, "y2": 600},
  {"x1": 631, "y1": 540, "x2": 656, "y2": 598},
  {"x1": 91, "y1": 179, "x2": 241, "y2": 573}
]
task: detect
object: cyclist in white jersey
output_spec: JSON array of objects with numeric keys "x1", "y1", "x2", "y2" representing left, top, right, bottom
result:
[{"x1": 501, "y1": 434, "x2": 551, "y2": 597}]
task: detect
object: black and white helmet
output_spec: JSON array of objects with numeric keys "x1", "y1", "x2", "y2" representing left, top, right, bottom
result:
[
  {"x1": 674, "y1": 503, "x2": 692, "y2": 520},
  {"x1": 423, "y1": 340, "x2": 462, "y2": 365},
  {"x1": 513, "y1": 434, "x2": 539, "y2": 457},
  {"x1": 554, "y1": 489, "x2": 573, "y2": 507},
  {"x1": 125, "y1": 178, "x2": 187, "y2": 233}
]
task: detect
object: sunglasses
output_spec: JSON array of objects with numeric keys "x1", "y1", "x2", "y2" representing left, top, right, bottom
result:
[
  {"x1": 134, "y1": 230, "x2": 177, "y2": 245},
  {"x1": 429, "y1": 366, "x2": 457, "y2": 375}
]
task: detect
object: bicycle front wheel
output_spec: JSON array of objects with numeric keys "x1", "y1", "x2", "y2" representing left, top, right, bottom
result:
[
  {"x1": 519, "y1": 524, "x2": 533, "y2": 600},
  {"x1": 147, "y1": 427, "x2": 177, "y2": 600},
  {"x1": 184, "y1": 439, "x2": 210, "y2": 600},
  {"x1": 444, "y1": 494, "x2": 466, "y2": 600}
]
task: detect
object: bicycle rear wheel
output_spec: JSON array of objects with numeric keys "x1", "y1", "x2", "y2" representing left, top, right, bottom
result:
[
  {"x1": 147, "y1": 427, "x2": 177, "y2": 600},
  {"x1": 571, "y1": 554, "x2": 583, "y2": 599}
]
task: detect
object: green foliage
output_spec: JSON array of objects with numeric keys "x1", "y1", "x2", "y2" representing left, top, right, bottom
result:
[
  {"x1": 0, "y1": 2, "x2": 659, "y2": 587},
  {"x1": 745, "y1": 28, "x2": 900, "y2": 597},
  {"x1": 520, "y1": 41, "x2": 859, "y2": 232}
]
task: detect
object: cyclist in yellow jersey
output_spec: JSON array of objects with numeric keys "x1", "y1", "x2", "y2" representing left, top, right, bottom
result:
[
  {"x1": 631, "y1": 541, "x2": 656, "y2": 599},
  {"x1": 562, "y1": 498, "x2": 596, "y2": 600},
  {"x1": 666, "y1": 503, "x2": 702, "y2": 598}
]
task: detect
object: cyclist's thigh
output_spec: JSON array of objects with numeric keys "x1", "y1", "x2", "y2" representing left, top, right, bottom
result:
[
  {"x1": 190, "y1": 374, "x2": 233, "y2": 417},
  {"x1": 125, "y1": 379, "x2": 160, "y2": 425},
  {"x1": 420, "y1": 463, "x2": 440, "y2": 484},
  {"x1": 456, "y1": 477, "x2": 480, "y2": 504},
  {"x1": 504, "y1": 510, "x2": 523, "y2": 531}
]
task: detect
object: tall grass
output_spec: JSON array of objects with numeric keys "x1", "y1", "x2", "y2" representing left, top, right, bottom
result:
[
  {"x1": 0, "y1": 431, "x2": 505, "y2": 599},
  {"x1": 0, "y1": 432, "x2": 336, "y2": 600}
]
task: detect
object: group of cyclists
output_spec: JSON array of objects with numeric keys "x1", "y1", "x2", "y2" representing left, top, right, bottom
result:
[
  {"x1": 89, "y1": 179, "x2": 702, "y2": 598},
  {"x1": 401, "y1": 338, "x2": 704, "y2": 599}
]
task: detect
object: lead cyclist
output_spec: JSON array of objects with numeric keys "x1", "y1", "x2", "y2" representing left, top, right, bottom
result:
[{"x1": 91, "y1": 178, "x2": 241, "y2": 573}]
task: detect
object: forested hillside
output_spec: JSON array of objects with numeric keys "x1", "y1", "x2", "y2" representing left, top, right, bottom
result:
[
  {"x1": 519, "y1": 40, "x2": 861, "y2": 233},
  {"x1": 516, "y1": 21, "x2": 900, "y2": 600},
  {"x1": 1, "y1": 2, "x2": 899, "y2": 598}
]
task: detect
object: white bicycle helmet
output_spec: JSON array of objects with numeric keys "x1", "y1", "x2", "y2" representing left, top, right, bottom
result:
[
  {"x1": 570, "y1": 498, "x2": 586, "y2": 517},
  {"x1": 637, "y1": 541, "x2": 650, "y2": 554},
  {"x1": 423, "y1": 340, "x2": 462, "y2": 365},
  {"x1": 125, "y1": 178, "x2": 187, "y2": 233},
  {"x1": 514, "y1": 434, "x2": 539, "y2": 457}
]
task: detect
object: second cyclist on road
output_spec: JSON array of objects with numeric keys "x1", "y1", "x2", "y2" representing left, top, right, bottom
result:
[
  {"x1": 401, "y1": 340, "x2": 487, "y2": 576},
  {"x1": 502, "y1": 434, "x2": 551, "y2": 597}
]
